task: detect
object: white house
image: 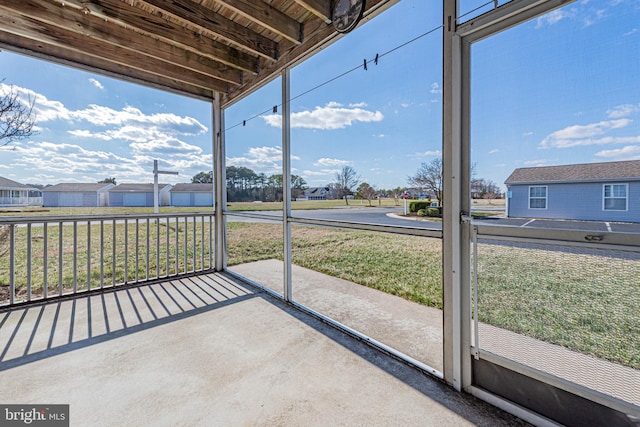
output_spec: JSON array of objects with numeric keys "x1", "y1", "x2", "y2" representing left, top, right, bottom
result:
[
  {"x1": 42, "y1": 183, "x2": 115, "y2": 207},
  {"x1": 0, "y1": 176, "x2": 42, "y2": 207},
  {"x1": 299, "y1": 187, "x2": 334, "y2": 201}
]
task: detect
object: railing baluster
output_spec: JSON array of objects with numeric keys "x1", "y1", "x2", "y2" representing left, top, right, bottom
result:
[
  {"x1": 175, "y1": 216, "x2": 179, "y2": 275},
  {"x1": 58, "y1": 221, "x2": 63, "y2": 296},
  {"x1": 73, "y1": 221, "x2": 78, "y2": 293},
  {"x1": 27, "y1": 223, "x2": 32, "y2": 301},
  {"x1": 124, "y1": 219, "x2": 128, "y2": 283},
  {"x1": 146, "y1": 218, "x2": 150, "y2": 280},
  {"x1": 112, "y1": 219, "x2": 116, "y2": 287},
  {"x1": 9, "y1": 224, "x2": 15, "y2": 305},
  {"x1": 156, "y1": 217, "x2": 160, "y2": 279},
  {"x1": 135, "y1": 219, "x2": 139, "y2": 283},
  {"x1": 100, "y1": 220, "x2": 104, "y2": 289},
  {"x1": 166, "y1": 217, "x2": 170, "y2": 276},
  {"x1": 192, "y1": 215, "x2": 196, "y2": 272},
  {"x1": 209, "y1": 215, "x2": 213, "y2": 269},
  {"x1": 183, "y1": 216, "x2": 188, "y2": 274},
  {"x1": 200, "y1": 216, "x2": 205, "y2": 271},
  {"x1": 87, "y1": 220, "x2": 91, "y2": 291},
  {"x1": 43, "y1": 222, "x2": 48, "y2": 299}
]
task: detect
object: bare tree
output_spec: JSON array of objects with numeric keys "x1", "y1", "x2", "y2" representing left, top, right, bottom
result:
[
  {"x1": 408, "y1": 158, "x2": 443, "y2": 204},
  {"x1": 0, "y1": 82, "x2": 37, "y2": 146},
  {"x1": 333, "y1": 165, "x2": 360, "y2": 206}
]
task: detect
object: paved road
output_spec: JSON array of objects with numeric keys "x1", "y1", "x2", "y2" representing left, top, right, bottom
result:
[
  {"x1": 228, "y1": 207, "x2": 640, "y2": 234},
  {"x1": 228, "y1": 207, "x2": 443, "y2": 230}
]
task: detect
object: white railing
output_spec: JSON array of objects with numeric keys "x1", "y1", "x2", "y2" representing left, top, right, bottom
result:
[{"x1": 0, "y1": 212, "x2": 215, "y2": 307}]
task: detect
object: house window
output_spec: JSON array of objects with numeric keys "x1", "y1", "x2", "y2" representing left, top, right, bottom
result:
[
  {"x1": 529, "y1": 186, "x2": 547, "y2": 209},
  {"x1": 603, "y1": 184, "x2": 627, "y2": 211}
]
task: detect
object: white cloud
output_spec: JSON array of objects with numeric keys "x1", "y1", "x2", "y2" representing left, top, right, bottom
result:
[
  {"x1": 535, "y1": 9, "x2": 571, "y2": 28},
  {"x1": 624, "y1": 28, "x2": 638, "y2": 36},
  {"x1": 349, "y1": 102, "x2": 368, "y2": 108},
  {"x1": 227, "y1": 146, "x2": 299, "y2": 174},
  {"x1": 9, "y1": 141, "x2": 147, "y2": 182},
  {"x1": 521, "y1": 159, "x2": 556, "y2": 166},
  {"x1": 303, "y1": 169, "x2": 339, "y2": 176},
  {"x1": 262, "y1": 102, "x2": 383, "y2": 130},
  {"x1": 595, "y1": 145, "x2": 640, "y2": 159},
  {"x1": 607, "y1": 103, "x2": 640, "y2": 118},
  {"x1": 314, "y1": 158, "x2": 351, "y2": 167},
  {"x1": 430, "y1": 82, "x2": 442, "y2": 94},
  {"x1": 539, "y1": 119, "x2": 633, "y2": 148},
  {"x1": 488, "y1": 149, "x2": 499, "y2": 154},
  {"x1": 89, "y1": 78, "x2": 104, "y2": 90},
  {"x1": 412, "y1": 149, "x2": 442, "y2": 158},
  {"x1": 523, "y1": 131, "x2": 534, "y2": 136}
]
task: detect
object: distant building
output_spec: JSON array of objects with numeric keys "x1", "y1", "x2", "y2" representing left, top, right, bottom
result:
[
  {"x1": 170, "y1": 183, "x2": 214, "y2": 207},
  {"x1": 505, "y1": 160, "x2": 640, "y2": 222},
  {"x1": 0, "y1": 176, "x2": 42, "y2": 207},
  {"x1": 108, "y1": 183, "x2": 171, "y2": 207},
  {"x1": 299, "y1": 187, "x2": 334, "y2": 201},
  {"x1": 42, "y1": 183, "x2": 114, "y2": 207}
]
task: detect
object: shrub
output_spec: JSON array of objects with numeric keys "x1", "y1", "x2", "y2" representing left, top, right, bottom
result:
[
  {"x1": 417, "y1": 209, "x2": 427, "y2": 217},
  {"x1": 409, "y1": 201, "x2": 431, "y2": 213},
  {"x1": 426, "y1": 207, "x2": 440, "y2": 217}
]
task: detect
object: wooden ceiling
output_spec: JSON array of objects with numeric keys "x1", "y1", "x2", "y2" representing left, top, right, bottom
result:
[{"x1": 0, "y1": 0, "x2": 397, "y2": 106}]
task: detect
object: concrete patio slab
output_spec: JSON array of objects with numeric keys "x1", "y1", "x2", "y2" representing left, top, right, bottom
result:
[{"x1": 0, "y1": 273, "x2": 528, "y2": 426}]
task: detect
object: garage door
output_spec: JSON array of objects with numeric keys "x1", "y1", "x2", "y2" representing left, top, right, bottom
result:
[{"x1": 123, "y1": 193, "x2": 147, "y2": 206}]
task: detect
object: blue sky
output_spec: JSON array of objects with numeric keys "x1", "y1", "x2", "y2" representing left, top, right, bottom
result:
[{"x1": 0, "y1": 0, "x2": 638, "y2": 191}]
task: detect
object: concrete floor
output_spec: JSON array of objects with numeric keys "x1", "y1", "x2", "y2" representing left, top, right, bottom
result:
[{"x1": 0, "y1": 272, "x2": 528, "y2": 426}]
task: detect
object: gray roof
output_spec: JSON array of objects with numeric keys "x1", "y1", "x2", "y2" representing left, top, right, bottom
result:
[
  {"x1": 170, "y1": 183, "x2": 213, "y2": 192},
  {"x1": 42, "y1": 183, "x2": 114, "y2": 192},
  {"x1": 110, "y1": 183, "x2": 171, "y2": 192},
  {"x1": 505, "y1": 160, "x2": 640, "y2": 184},
  {"x1": 0, "y1": 176, "x2": 32, "y2": 190}
]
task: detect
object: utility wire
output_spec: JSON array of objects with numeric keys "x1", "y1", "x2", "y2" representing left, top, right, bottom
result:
[
  {"x1": 224, "y1": 23, "x2": 444, "y2": 133},
  {"x1": 224, "y1": 0, "x2": 495, "y2": 133}
]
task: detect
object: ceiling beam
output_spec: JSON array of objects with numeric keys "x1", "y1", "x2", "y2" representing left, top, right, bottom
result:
[
  {"x1": 138, "y1": 0, "x2": 280, "y2": 60},
  {"x1": 214, "y1": 0, "x2": 303, "y2": 44},
  {"x1": 0, "y1": 11, "x2": 232, "y2": 93},
  {"x1": 1, "y1": 0, "x2": 243, "y2": 86},
  {"x1": 60, "y1": 0, "x2": 260, "y2": 73},
  {"x1": 292, "y1": 0, "x2": 331, "y2": 23},
  {"x1": 0, "y1": 31, "x2": 215, "y2": 99}
]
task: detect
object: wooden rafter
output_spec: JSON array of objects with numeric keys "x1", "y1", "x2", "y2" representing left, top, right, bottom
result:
[{"x1": 0, "y1": 0, "x2": 398, "y2": 104}]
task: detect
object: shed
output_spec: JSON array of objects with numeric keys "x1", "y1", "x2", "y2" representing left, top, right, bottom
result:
[
  {"x1": 170, "y1": 183, "x2": 214, "y2": 207},
  {"x1": 42, "y1": 183, "x2": 115, "y2": 207},
  {"x1": 108, "y1": 183, "x2": 172, "y2": 207},
  {"x1": 0, "y1": 176, "x2": 42, "y2": 207},
  {"x1": 505, "y1": 160, "x2": 640, "y2": 222}
]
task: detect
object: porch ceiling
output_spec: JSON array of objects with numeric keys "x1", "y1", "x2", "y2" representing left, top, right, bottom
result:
[{"x1": 0, "y1": 0, "x2": 397, "y2": 105}]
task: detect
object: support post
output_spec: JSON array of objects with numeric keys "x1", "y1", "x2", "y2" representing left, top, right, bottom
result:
[
  {"x1": 282, "y1": 68, "x2": 292, "y2": 301},
  {"x1": 213, "y1": 92, "x2": 227, "y2": 271},
  {"x1": 443, "y1": 0, "x2": 472, "y2": 391}
]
